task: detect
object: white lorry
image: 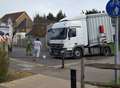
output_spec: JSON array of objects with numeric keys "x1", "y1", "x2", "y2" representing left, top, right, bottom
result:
[{"x1": 47, "y1": 13, "x2": 115, "y2": 58}]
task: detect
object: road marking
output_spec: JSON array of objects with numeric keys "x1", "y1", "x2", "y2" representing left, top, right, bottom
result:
[
  {"x1": 17, "y1": 63, "x2": 34, "y2": 68},
  {"x1": 48, "y1": 62, "x2": 80, "y2": 68},
  {"x1": 17, "y1": 63, "x2": 33, "y2": 71},
  {"x1": 10, "y1": 58, "x2": 80, "y2": 69},
  {"x1": 10, "y1": 58, "x2": 44, "y2": 67}
]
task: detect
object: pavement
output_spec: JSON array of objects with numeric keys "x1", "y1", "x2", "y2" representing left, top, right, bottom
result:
[{"x1": 0, "y1": 74, "x2": 97, "y2": 88}]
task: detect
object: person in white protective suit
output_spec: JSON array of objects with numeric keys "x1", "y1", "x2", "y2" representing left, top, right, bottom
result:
[{"x1": 33, "y1": 38, "x2": 42, "y2": 58}]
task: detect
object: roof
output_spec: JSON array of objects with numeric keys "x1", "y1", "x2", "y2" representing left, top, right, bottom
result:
[
  {"x1": 60, "y1": 14, "x2": 86, "y2": 22},
  {"x1": 1, "y1": 11, "x2": 25, "y2": 23}
]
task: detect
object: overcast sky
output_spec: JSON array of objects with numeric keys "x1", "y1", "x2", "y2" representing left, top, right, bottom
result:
[{"x1": 0, "y1": 0, "x2": 108, "y2": 19}]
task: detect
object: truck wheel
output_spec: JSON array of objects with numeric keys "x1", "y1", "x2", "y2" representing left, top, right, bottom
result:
[
  {"x1": 73, "y1": 48, "x2": 83, "y2": 59},
  {"x1": 102, "y1": 46, "x2": 111, "y2": 56}
]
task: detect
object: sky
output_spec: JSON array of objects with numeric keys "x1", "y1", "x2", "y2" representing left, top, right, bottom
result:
[{"x1": 0, "y1": 0, "x2": 108, "y2": 20}]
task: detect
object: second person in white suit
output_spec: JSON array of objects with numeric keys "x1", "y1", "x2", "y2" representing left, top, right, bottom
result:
[{"x1": 33, "y1": 38, "x2": 42, "y2": 58}]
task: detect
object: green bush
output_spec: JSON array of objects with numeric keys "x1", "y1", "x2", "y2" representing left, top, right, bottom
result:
[
  {"x1": 108, "y1": 43, "x2": 115, "y2": 55},
  {"x1": 0, "y1": 48, "x2": 9, "y2": 82},
  {"x1": 108, "y1": 43, "x2": 120, "y2": 55}
]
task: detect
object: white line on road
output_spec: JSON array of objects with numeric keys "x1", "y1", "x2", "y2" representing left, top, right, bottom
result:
[
  {"x1": 10, "y1": 58, "x2": 44, "y2": 67},
  {"x1": 10, "y1": 58, "x2": 80, "y2": 69},
  {"x1": 48, "y1": 62, "x2": 80, "y2": 68}
]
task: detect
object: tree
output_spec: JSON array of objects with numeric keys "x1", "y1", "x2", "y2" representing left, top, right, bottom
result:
[
  {"x1": 33, "y1": 14, "x2": 41, "y2": 24},
  {"x1": 47, "y1": 13, "x2": 55, "y2": 22},
  {"x1": 56, "y1": 10, "x2": 66, "y2": 21},
  {"x1": 32, "y1": 24, "x2": 46, "y2": 37},
  {"x1": 85, "y1": 9, "x2": 102, "y2": 15},
  {"x1": 31, "y1": 11, "x2": 66, "y2": 37},
  {"x1": 32, "y1": 14, "x2": 46, "y2": 37},
  {"x1": 0, "y1": 47, "x2": 9, "y2": 82}
]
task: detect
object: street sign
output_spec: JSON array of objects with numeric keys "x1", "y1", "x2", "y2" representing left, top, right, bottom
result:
[{"x1": 106, "y1": 0, "x2": 120, "y2": 17}]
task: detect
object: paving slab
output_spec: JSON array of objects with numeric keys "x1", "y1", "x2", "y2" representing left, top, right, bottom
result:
[{"x1": 0, "y1": 74, "x2": 97, "y2": 88}]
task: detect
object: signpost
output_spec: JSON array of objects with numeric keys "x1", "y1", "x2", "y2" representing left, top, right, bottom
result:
[{"x1": 106, "y1": 0, "x2": 120, "y2": 84}]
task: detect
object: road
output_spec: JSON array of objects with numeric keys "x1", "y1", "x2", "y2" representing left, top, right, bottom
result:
[
  {"x1": 9, "y1": 47, "x2": 115, "y2": 83},
  {"x1": 10, "y1": 47, "x2": 81, "y2": 67}
]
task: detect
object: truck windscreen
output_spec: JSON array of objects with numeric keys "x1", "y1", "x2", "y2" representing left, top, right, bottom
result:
[{"x1": 48, "y1": 28, "x2": 67, "y2": 40}]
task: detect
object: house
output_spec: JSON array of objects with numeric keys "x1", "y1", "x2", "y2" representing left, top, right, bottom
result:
[
  {"x1": 1, "y1": 11, "x2": 32, "y2": 33},
  {"x1": 1, "y1": 11, "x2": 32, "y2": 46}
]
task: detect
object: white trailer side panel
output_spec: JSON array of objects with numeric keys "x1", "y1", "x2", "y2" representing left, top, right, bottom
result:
[{"x1": 87, "y1": 13, "x2": 115, "y2": 46}]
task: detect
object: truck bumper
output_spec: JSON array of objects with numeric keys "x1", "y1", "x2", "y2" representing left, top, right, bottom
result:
[{"x1": 49, "y1": 48, "x2": 73, "y2": 58}]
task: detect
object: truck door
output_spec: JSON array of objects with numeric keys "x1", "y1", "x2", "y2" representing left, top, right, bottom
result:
[
  {"x1": 67, "y1": 26, "x2": 88, "y2": 49},
  {"x1": 66, "y1": 28, "x2": 77, "y2": 50}
]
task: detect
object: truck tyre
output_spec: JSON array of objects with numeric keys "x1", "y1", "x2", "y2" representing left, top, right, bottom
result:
[
  {"x1": 73, "y1": 48, "x2": 83, "y2": 59},
  {"x1": 102, "y1": 46, "x2": 111, "y2": 56}
]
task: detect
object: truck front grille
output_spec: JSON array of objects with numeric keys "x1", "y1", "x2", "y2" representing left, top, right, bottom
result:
[{"x1": 49, "y1": 44, "x2": 64, "y2": 49}]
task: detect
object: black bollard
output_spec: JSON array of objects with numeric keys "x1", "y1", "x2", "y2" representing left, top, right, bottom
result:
[
  {"x1": 61, "y1": 50, "x2": 65, "y2": 68},
  {"x1": 61, "y1": 54, "x2": 64, "y2": 68},
  {"x1": 70, "y1": 69, "x2": 76, "y2": 88}
]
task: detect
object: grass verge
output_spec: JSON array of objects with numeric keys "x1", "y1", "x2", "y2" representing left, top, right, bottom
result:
[{"x1": 2, "y1": 69, "x2": 33, "y2": 83}]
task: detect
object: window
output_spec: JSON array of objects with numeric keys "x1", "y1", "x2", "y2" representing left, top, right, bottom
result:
[
  {"x1": 48, "y1": 28, "x2": 67, "y2": 40},
  {"x1": 68, "y1": 28, "x2": 76, "y2": 37}
]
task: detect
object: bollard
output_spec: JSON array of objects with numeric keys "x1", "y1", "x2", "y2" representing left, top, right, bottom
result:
[
  {"x1": 61, "y1": 55, "x2": 65, "y2": 68},
  {"x1": 81, "y1": 58, "x2": 85, "y2": 88},
  {"x1": 61, "y1": 50, "x2": 65, "y2": 69},
  {"x1": 70, "y1": 69, "x2": 76, "y2": 88}
]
